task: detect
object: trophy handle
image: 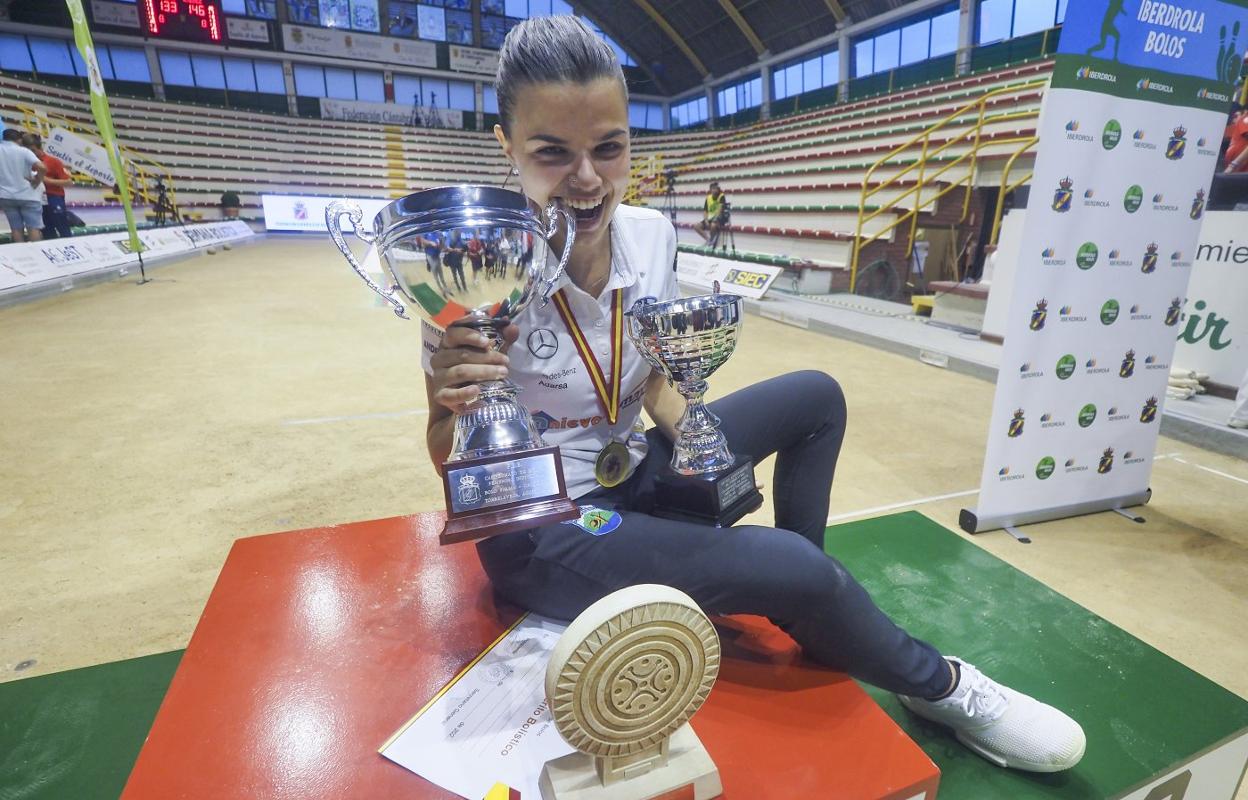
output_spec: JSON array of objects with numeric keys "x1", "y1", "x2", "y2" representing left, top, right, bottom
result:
[
  {"x1": 325, "y1": 199, "x2": 409, "y2": 320},
  {"x1": 537, "y1": 202, "x2": 577, "y2": 307}
]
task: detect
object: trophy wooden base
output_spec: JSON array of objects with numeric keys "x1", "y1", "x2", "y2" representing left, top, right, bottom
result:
[
  {"x1": 439, "y1": 445, "x2": 580, "y2": 545},
  {"x1": 652, "y1": 457, "x2": 763, "y2": 528},
  {"x1": 540, "y1": 725, "x2": 722, "y2": 800}
]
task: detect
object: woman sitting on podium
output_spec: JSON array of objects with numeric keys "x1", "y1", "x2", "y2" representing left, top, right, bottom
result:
[{"x1": 422, "y1": 15, "x2": 1085, "y2": 774}]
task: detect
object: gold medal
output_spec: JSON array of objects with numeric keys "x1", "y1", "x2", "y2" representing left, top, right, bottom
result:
[{"x1": 594, "y1": 440, "x2": 631, "y2": 488}]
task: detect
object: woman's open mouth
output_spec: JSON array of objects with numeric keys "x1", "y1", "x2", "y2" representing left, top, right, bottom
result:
[{"x1": 563, "y1": 196, "x2": 606, "y2": 229}]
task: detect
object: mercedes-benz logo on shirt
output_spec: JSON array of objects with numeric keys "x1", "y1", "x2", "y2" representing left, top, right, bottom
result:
[{"x1": 527, "y1": 328, "x2": 559, "y2": 359}]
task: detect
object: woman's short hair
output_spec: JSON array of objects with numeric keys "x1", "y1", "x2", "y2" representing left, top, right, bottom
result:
[{"x1": 495, "y1": 15, "x2": 627, "y2": 134}]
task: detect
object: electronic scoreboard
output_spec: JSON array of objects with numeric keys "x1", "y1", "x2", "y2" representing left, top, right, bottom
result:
[{"x1": 139, "y1": 0, "x2": 226, "y2": 43}]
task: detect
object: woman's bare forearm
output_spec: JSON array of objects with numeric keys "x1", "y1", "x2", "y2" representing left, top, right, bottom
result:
[
  {"x1": 643, "y1": 369, "x2": 684, "y2": 443},
  {"x1": 425, "y1": 379, "x2": 456, "y2": 471}
]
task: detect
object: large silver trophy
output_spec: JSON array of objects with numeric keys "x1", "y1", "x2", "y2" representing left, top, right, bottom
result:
[
  {"x1": 327, "y1": 185, "x2": 580, "y2": 545},
  {"x1": 625, "y1": 290, "x2": 763, "y2": 527}
]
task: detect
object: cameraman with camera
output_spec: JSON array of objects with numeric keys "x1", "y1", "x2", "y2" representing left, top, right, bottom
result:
[{"x1": 693, "y1": 181, "x2": 729, "y2": 244}]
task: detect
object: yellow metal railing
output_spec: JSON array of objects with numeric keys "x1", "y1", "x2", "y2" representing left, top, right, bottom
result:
[
  {"x1": 624, "y1": 154, "x2": 665, "y2": 206},
  {"x1": 849, "y1": 80, "x2": 1046, "y2": 292},
  {"x1": 17, "y1": 103, "x2": 179, "y2": 212},
  {"x1": 989, "y1": 136, "x2": 1038, "y2": 245}
]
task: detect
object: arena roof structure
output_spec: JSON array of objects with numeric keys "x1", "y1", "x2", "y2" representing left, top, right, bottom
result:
[{"x1": 580, "y1": 0, "x2": 913, "y2": 96}]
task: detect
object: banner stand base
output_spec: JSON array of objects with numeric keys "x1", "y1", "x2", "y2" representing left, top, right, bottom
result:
[
  {"x1": 1003, "y1": 525, "x2": 1032, "y2": 544},
  {"x1": 960, "y1": 489, "x2": 1152, "y2": 535},
  {"x1": 1111, "y1": 507, "x2": 1147, "y2": 524}
]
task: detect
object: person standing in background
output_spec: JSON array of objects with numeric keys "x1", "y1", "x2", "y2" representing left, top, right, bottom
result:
[
  {"x1": 22, "y1": 133, "x2": 73, "y2": 239},
  {"x1": 1224, "y1": 106, "x2": 1248, "y2": 174},
  {"x1": 498, "y1": 230, "x2": 514, "y2": 278},
  {"x1": 466, "y1": 233, "x2": 484, "y2": 285},
  {"x1": 0, "y1": 128, "x2": 47, "y2": 243},
  {"x1": 445, "y1": 231, "x2": 468, "y2": 293}
]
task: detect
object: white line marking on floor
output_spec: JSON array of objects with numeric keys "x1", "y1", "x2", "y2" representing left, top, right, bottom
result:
[
  {"x1": 827, "y1": 488, "x2": 979, "y2": 524},
  {"x1": 823, "y1": 453, "x2": 1186, "y2": 524},
  {"x1": 283, "y1": 409, "x2": 429, "y2": 426},
  {"x1": 1170, "y1": 457, "x2": 1248, "y2": 486}
]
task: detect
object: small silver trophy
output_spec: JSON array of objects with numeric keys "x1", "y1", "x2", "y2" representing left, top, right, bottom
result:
[
  {"x1": 326, "y1": 185, "x2": 580, "y2": 544},
  {"x1": 625, "y1": 290, "x2": 763, "y2": 527}
]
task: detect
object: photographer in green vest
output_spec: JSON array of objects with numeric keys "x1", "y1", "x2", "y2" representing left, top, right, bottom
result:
[{"x1": 693, "y1": 181, "x2": 727, "y2": 243}]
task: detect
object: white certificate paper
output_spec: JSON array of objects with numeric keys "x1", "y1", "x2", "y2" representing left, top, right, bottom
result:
[{"x1": 381, "y1": 614, "x2": 576, "y2": 799}]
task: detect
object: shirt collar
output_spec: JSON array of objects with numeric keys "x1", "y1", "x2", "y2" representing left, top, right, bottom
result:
[{"x1": 548, "y1": 206, "x2": 640, "y2": 299}]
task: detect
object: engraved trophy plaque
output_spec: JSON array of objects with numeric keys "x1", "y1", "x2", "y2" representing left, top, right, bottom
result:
[
  {"x1": 327, "y1": 185, "x2": 580, "y2": 544},
  {"x1": 625, "y1": 291, "x2": 763, "y2": 527},
  {"x1": 541, "y1": 584, "x2": 723, "y2": 800}
]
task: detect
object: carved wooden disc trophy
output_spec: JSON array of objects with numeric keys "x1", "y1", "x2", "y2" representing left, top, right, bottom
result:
[{"x1": 540, "y1": 585, "x2": 723, "y2": 800}]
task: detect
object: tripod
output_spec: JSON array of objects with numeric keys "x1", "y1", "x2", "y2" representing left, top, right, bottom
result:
[
  {"x1": 152, "y1": 182, "x2": 182, "y2": 227},
  {"x1": 410, "y1": 91, "x2": 446, "y2": 129},
  {"x1": 660, "y1": 170, "x2": 678, "y2": 227},
  {"x1": 707, "y1": 223, "x2": 736, "y2": 255},
  {"x1": 706, "y1": 206, "x2": 735, "y2": 256}
]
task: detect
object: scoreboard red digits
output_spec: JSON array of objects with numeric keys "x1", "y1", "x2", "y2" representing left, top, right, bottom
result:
[{"x1": 140, "y1": 0, "x2": 226, "y2": 43}]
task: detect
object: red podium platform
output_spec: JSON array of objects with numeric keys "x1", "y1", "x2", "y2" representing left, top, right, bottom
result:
[{"x1": 122, "y1": 513, "x2": 939, "y2": 800}]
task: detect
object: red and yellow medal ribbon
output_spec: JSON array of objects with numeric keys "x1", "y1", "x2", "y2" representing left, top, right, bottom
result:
[{"x1": 551, "y1": 287, "x2": 623, "y2": 425}]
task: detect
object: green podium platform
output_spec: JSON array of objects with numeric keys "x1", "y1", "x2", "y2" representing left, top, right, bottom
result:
[
  {"x1": 2, "y1": 511, "x2": 1246, "y2": 800},
  {"x1": 829, "y1": 512, "x2": 1248, "y2": 800}
]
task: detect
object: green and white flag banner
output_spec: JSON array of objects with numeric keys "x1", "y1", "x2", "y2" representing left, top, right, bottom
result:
[
  {"x1": 963, "y1": 0, "x2": 1248, "y2": 533},
  {"x1": 64, "y1": 0, "x2": 142, "y2": 255}
]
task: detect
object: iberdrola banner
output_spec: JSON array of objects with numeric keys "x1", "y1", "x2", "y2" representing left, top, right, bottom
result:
[
  {"x1": 962, "y1": 0, "x2": 1248, "y2": 534},
  {"x1": 64, "y1": 0, "x2": 142, "y2": 256}
]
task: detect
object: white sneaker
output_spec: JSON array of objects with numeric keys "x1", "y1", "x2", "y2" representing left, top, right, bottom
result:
[
  {"x1": 898, "y1": 658, "x2": 1086, "y2": 772},
  {"x1": 1229, "y1": 418, "x2": 1248, "y2": 429}
]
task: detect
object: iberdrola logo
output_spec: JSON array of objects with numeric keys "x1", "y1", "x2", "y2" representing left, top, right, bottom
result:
[
  {"x1": 1141, "y1": 397, "x2": 1159, "y2": 423},
  {"x1": 1098, "y1": 447, "x2": 1115, "y2": 474},
  {"x1": 1008, "y1": 409, "x2": 1026, "y2": 438},
  {"x1": 1120, "y1": 348, "x2": 1136, "y2": 378},
  {"x1": 1191, "y1": 188, "x2": 1206, "y2": 220},
  {"x1": 1167, "y1": 125, "x2": 1187, "y2": 160},
  {"x1": 1165, "y1": 297, "x2": 1182, "y2": 326},
  {"x1": 1053, "y1": 177, "x2": 1074, "y2": 213},
  {"x1": 1030, "y1": 299, "x2": 1048, "y2": 331},
  {"x1": 1141, "y1": 243, "x2": 1159, "y2": 274}
]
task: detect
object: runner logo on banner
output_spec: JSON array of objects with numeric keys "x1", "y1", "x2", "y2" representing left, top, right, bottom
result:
[{"x1": 961, "y1": 0, "x2": 1248, "y2": 535}]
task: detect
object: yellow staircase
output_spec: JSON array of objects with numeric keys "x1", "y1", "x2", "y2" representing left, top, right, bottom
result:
[
  {"x1": 850, "y1": 80, "x2": 1047, "y2": 292},
  {"x1": 624, "y1": 154, "x2": 665, "y2": 206},
  {"x1": 384, "y1": 126, "x2": 408, "y2": 198}
]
